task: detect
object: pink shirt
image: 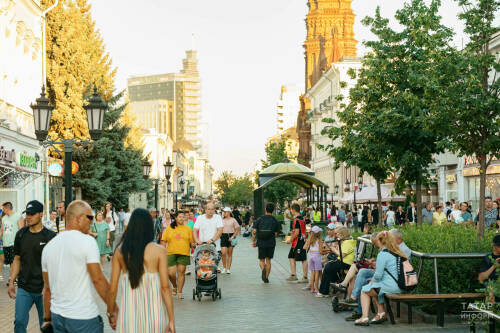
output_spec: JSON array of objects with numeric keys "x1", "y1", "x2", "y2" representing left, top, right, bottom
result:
[{"x1": 222, "y1": 217, "x2": 239, "y2": 234}]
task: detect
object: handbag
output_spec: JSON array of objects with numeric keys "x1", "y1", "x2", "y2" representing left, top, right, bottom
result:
[{"x1": 231, "y1": 236, "x2": 238, "y2": 246}]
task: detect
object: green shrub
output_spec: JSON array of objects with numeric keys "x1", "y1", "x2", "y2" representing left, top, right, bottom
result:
[{"x1": 397, "y1": 224, "x2": 493, "y2": 314}]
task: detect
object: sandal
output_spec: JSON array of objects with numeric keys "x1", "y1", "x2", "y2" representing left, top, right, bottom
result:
[
  {"x1": 178, "y1": 293, "x2": 184, "y2": 300},
  {"x1": 371, "y1": 312, "x2": 387, "y2": 324},
  {"x1": 354, "y1": 317, "x2": 370, "y2": 326},
  {"x1": 172, "y1": 288, "x2": 177, "y2": 296}
]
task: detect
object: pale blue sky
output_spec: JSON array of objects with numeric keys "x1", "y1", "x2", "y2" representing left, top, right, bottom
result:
[{"x1": 89, "y1": 0, "x2": 465, "y2": 176}]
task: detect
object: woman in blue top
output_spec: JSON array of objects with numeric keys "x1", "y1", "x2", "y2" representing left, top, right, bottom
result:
[{"x1": 354, "y1": 230, "x2": 405, "y2": 326}]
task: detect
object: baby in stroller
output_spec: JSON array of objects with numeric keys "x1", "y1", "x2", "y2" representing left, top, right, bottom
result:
[
  {"x1": 193, "y1": 244, "x2": 221, "y2": 301},
  {"x1": 197, "y1": 250, "x2": 214, "y2": 279}
]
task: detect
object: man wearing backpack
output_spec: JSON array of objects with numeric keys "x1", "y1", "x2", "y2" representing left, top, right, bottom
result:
[
  {"x1": 8, "y1": 200, "x2": 56, "y2": 333},
  {"x1": 252, "y1": 203, "x2": 280, "y2": 283},
  {"x1": 286, "y1": 203, "x2": 308, "y2": 283}
]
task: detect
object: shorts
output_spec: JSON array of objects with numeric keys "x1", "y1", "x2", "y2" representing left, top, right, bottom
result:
[
  {"x1": 167, "y1": 254, "x2": 190, "y2": 267},
  {"x1": 288, "y1": 246, "x2": 307, "y2": 262},
  {"x1": 4, "y1": 246, "x2": 14, "y2": 265},
  {"x1": 109, "y1": 231, "x2": 115, "y2": 245},
  {"x1": 220, "y1": 233, "x2": 234, "y2": 248},
  {"x1": 258, "y1": 247, "x2": 275, "y2": 259},
  {"x1": 308, "y1": 253, "x2": 322, "y2": 271}
]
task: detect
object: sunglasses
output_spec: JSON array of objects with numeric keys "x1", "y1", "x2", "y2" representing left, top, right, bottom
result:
[{"x1": 86, "y1": 215, "x2": 94, "y2": 221}]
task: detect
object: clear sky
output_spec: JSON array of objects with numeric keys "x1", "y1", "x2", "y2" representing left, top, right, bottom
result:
[{"x1": 89, "y1": 0, "x2": 465, "y2": 177}]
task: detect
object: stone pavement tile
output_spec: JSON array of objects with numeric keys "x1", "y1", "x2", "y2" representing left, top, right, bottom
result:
[{"x1": 0, "y1": 235, "x2": 475, "y2": 332}]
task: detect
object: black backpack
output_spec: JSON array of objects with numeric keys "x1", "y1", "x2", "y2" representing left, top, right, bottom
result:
[{"x1": 257, "y1": 217, "x2": 275, "y2": 240}]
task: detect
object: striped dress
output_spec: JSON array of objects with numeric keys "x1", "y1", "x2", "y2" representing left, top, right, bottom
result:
[{"x1": 118, "y1": 272, "x2": 168, "y2": 332}]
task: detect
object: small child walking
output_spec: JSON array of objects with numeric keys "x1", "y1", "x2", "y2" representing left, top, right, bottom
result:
[{"x1": 304, "y1": 226, "x2": 323, "y2": 293}]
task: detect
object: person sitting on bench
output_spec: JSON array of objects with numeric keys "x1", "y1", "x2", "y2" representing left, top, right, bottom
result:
[
  {"x1": 332, "y1": 233, "x2": 379, "y2": 300},
  {"x1": 354, "y1": 231, "x2": 406, "y2": 326},
  {"x1": 315, "y1": 227, "x2": 356, "y2": 298},
  {"x1": 479, "y1": 234, "x2": 500, "y2": 303}
]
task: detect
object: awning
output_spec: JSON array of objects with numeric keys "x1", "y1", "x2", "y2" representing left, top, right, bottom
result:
[
  {"x1": 339, "y1": 184, "x2": 405, "y2": 204},
  {"x1": 0, "y1": 164, "x2": 42, "y2": 187}
]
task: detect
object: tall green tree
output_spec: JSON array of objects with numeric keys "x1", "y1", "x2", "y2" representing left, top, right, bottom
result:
[
  {"x1": 73, "y1": 91, "x2": 150, "y2": 209},
  {"x1": 353, "y1": 0, "x2": 455, "y2": 224},
  {"x1": 214, "y1": 171, "x2": 236, "y2": 205},
  {"x1": 321, "y1": 69, "x2": 392, "y2": 226},
  {"x1": 435, "y1": 0, "x2": 500, "y2": 239},
  {"x1": 261, "y1": 138, "x2": 299, "y2": 207}
]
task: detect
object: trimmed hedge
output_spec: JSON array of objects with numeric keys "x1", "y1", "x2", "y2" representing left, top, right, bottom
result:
[{"x1": 396, "y1": 224, "x2": 493, "y2": 313}]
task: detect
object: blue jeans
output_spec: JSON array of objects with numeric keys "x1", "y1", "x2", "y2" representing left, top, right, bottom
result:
[
  {"x1": 353, "y1": 268, "x2": 375, "y2": 314},
  {"x1": 52, "y1": 313, "x2": 104, "y2": 333},
  {"x1": 14, "y1": 287, "x2": 43, "y2": 333}
]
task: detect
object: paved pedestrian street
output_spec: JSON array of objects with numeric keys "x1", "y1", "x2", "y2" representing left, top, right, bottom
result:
[{"x1": 0, "y1": 236, "x2": 473, "y2": 332}]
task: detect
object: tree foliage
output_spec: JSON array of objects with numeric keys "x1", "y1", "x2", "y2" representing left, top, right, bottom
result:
[
  {"x1": 73, "y1": 91, "x2": 150, "y2": 209},
  {"x1": 214, "y1": 171, "x2": 254, "y2": 207},
  {"x1": 323, "y1": 0, "x2": 457, "y2": 224},
  {"x1": 432, "y1": 0, "x2": 500, "y2": 239},
  {"x1": 43, "y1": 0, "x2": 116, "y2": 139},
  {"x1": 261, "y1": 138, "x2": 299, "y2": 207}
]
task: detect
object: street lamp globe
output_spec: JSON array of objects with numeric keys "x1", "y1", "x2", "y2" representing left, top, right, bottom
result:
[
  {"x1": 358, "y1": 178, "x2": 363, "y2": 189},
  {"x1": 30, "y1": 86, "x2": 54, "y2": 142},
  {"x1": 84, "y1": 85, "x2": 107, "y2": 141},
  {"x1": 164, "y1": 158, "x2": 173, "y2": 180},
  {"x1": 142, "y1": 160, "x2": 152, "y2": 179},
  {"x1": 167, "y1": 180, "x2": 172, "y2": 193},
  {"x1": 179, "y1": 178, "x2": 185, "y2": 192}
]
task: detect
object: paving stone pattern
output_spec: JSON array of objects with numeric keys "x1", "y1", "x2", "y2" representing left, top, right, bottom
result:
[{"x1": 0, "y1": 235, "x2": 473, "y2": 332}]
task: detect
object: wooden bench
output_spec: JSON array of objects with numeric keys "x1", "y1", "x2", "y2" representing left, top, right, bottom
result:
[{"x1": 385, "y1": 293, "x2": 485, "y2": 327}]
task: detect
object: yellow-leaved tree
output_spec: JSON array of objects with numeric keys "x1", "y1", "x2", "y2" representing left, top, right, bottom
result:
[
  {"x1": 42, "y1": 0, "x2": 116, "y2": 139},
  {"x1": 121, "y1": 101, "x2": 145, "y2": 151}
]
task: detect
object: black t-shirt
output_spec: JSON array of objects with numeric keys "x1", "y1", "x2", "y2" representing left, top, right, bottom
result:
[
  {"x1": 479, "y1": 253, "x2": 500, "y2": 282},
  {"x1": 253, "y1": 215, "x2": 280, "y2": 248},
  {"x1": 233, "y1": 210, "x2": 242, "y2": 225},
  {"x1": 14, "y1": 226, "x2": 56, "y2": 293}
]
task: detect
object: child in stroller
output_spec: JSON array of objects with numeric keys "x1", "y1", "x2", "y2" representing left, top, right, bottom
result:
[{"x1": 193, "y1": 244, "x2": 221, "y2": 301}]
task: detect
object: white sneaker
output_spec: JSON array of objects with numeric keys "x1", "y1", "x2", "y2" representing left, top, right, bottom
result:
[
  {"x1": 221, "y1": 268, "x2": 226, "y2": 274},
  {"x1": 226, "y1": 269, "x2": 231, "y2": 274}
]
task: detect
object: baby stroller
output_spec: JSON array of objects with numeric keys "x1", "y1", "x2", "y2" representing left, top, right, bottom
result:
[{"x1": 192, "y1": 244, "x2": 221, "y2": 301}]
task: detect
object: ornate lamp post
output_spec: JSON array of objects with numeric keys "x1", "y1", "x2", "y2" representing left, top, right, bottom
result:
[
  {"x1": 143, "y1": 158, "x2": 173, "y2": 211},
  {"x1": 31, "y1": 85, "x2": 106, "y2": 208}
]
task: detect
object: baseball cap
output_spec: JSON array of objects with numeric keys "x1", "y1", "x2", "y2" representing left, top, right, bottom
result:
[
  {"x1": 24, "y1": 200, "x2": 43, "y2": 215},
  {"x1": 311, "y1": 226, "x2": 322, "y2": 234},
  {"x1": 494, "y1": 235, "x2": 500, "y2": 246},
  {"x1": 223, "y1": 207, "x2": 232, "y2": 212},
  {"x1": 327, "y1": 223, "x2": 337, "y2": 230}
]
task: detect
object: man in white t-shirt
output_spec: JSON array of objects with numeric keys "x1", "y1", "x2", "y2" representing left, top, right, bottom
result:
[
  {"x1": 41, "y1": 200, "x2": 117, "y2": 332},
  {"x1": 193, "y1": 203, "x2": 223, "y2": 251}
]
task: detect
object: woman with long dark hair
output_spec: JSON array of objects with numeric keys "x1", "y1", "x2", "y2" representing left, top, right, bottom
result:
[{"x1": 107, "y1": 208, "x2": 175, "y2": 332}]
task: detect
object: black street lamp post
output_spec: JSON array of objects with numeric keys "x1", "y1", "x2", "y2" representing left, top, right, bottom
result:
[
  {"x1": 143, "y1": 158, "x2": 173, "y2": 211},
  {"x1": 31, "y1": 85, "x2": 106, "y2": 208},
  {"x1": 346, "y1": 177, "x2": 364, "y2": 209}
]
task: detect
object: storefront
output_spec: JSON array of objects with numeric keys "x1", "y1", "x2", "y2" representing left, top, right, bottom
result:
[
  {"x1": 463, "y1": 156, "x2": 500, "y2": 211},
  {"x1": 0, "y1": 126, "x2": 46, "y2": 212}
]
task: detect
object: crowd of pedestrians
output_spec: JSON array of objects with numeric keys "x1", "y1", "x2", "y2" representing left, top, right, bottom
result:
[{"x1": 0, "y1": 194, "x2": 499, "y2": 331}]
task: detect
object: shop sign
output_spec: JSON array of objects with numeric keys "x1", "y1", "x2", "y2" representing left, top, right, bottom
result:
[
  {"x1": 463, "y1": 165, "x2": 500, "y2": 177},
  {"x1": 446, "y1": 174, "x2": 457, "y2": 183},
  {"x1": 48, "y1": 157, "x2": 78, "y2": 177},
  {"x1": 19, "y1": 152, "x2": 37, "y2": 169},
  {"x1": 0, "y1": 146, "x2": 15, "y2": 164},
  {"x1": 464, "y1": 155, "x2": 499, "y2": 166}
]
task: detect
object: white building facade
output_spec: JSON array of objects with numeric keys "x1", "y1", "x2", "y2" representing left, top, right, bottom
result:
[{"x1": 0, "y1": 0, "x2": 47, "y2": 212}]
